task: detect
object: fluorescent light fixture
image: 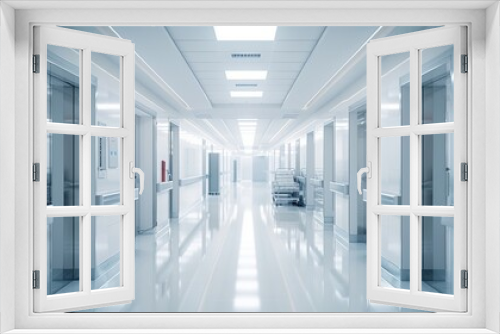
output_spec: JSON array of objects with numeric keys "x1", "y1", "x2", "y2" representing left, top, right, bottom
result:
[
  {"x1": 231, "y1": 91, "x2": 263, "y2": 98},
  {"x1": 214, "y1": 26, "x2": 277, "y2": 41},
  {"x1": 239, "y1": 124, "x2": 257, "y2": 128},
  {"x1": 96, "y1": 103, "x2": 120, "y2": 110},
  {"x1": 226, "y1": 70, "x2": 267, "y2": 81}
]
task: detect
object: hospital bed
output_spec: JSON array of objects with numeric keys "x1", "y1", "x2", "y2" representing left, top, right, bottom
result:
[{"x1": 272, "y1": 168, "x2": 300, "y2": 205}]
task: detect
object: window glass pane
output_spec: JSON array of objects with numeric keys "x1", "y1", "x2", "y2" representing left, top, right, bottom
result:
[
  {"x1": 47, "y1": 45, "x2": 80, "y2": 124},
  {"x1": 47, "y1": 134, "x2": 80, "y2": 206},
  {"x1": 92, "y1": 216, "x2": 121, "y2": 290},
  {"x1": 47, "y1": 216, "x2": 80, "y2": 295},
  {"x1": 421, "y1": 133, "x2": 454, "y2": 206},
  {"x1": 380, "y1": 136, "x2": 410, "y2": 205},
  {"x1": 380, "y1": 215, "x2": 410, "y2": 290},
  {"x1": 92, "y1": 52, "x2": 121, "y2": 128},
  {"x1": 380, "y1": 52, "x2": 410, "y2": 127},
  {"x1": 421, "y1": 45, "x2": 454, "y2": 124},
  {"x1": 92, "y1": 137, "x2": 121, "y2": 205},
  {"x1": 421, "y1": 216, "x2": 454, "y2": 295}
]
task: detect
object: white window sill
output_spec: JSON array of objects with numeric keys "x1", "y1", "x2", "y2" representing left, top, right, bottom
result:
[{"x1": 4, "y1": 329, "x2": 498, "y2": 334}]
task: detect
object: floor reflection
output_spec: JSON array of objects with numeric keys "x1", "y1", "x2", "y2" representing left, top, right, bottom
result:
[{"x1": 84, "y1": 181, "x2": 419, "y2": 312}]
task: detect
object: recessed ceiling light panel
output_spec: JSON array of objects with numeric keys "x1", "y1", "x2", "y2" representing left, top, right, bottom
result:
[
  {"x1": 231, "y1": 91, "x2": 263, "y2": 98},
  {"x1": 214, "y1": 26, "x2": 277, "y2": 41},
  {"x1": 226, "y1": 70, "x2": 267, "y2": 81}
]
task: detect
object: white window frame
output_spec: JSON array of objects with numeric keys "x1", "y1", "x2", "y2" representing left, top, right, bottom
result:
[
  {"x1": 2, "y1": 3, "x2": 497, "y2": 333},
  {"x1": 33, "y1": 25, "x2": 137, "y2": 312},
  {"x1": 365, "y1": 26, "x2": 467, "y2": 312}
]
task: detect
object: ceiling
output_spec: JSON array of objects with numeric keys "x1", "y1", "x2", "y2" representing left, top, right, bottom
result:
[
  {"x1": 166, "y1": 26, "x2": 325, "y2": 107},
  {"x1": 67, "y1": 25, "x2": 432, "y2": 151}
]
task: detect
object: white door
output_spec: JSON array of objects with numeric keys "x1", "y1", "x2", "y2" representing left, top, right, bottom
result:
[
  {"x1": 361, "y1": 26, "x2": 467, "y2": 312},
  {"x1": 33, "y1": 26, "x2": 142, "y2": 312}
]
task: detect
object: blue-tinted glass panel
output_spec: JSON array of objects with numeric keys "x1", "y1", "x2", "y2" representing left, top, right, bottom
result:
[
  {"x1": 47, "y1": 134, "x2": 80, "y2": 206},
  {"x1": 421, "y1": 133, "x2": 454, "y2": 206},
  {"x1": 91, "y1": 215, "x2": 121, "y2": 290},
  {"x1": 380, "y1": 215, "x2": 410, "y2": 290},
  {"x1": 47, "y1": 45, "x2": 80, "y2": 124},
  {"x1": 380, "y1": 52, "x2": 410, "y2": 127},
  {"x1": 91, "y1": 136, "x2": 121, "y2": 206},
  {"x1": 47, "y1": 216, "x2": 80, "y2": 295},
  {"x1": 421, "y1": 216, "x2": 454, "y2": 295},
  {"x1": 421, "y1": 45, "x2": 454, "y2": 124},
  {"x1": 91, "y1": 52, "x2": 121, "y2": 128},
  {"x1": 380, "y1": 136, "x2": 410, "y2": 205}
]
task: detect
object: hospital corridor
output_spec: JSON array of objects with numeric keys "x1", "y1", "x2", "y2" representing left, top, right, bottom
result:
[
  {"x1": 42, "y1": 25, "x2": 457, "y2": 313},
  {"x1": 86, "y1": 181, "x2": 418, "y2": 312}
]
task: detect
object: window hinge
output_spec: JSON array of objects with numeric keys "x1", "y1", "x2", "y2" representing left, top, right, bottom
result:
[
  {"x1": 33, "y1": 163, "x2": 40, "y2": 182},
  {"x1": 461, "y1": 162, "x2": 468, "y2": 181},
  {"x1": 461, "y1": 54, "x2": 468, "y2": 73},
  {"x1": 33, "y1": 54, "x2": 40, "y2": 73},
  {"x1": 32, "y1": 270, "x2": 40, "y2": 289},
  {"x1": 461, "y1": 270, "x2": 468, "y2": 289}
]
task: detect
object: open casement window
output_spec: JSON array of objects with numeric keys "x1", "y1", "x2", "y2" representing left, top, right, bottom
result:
[
  {"x1": 363, "y1": 26, "x2": 467, "y2": 312},
  {"x1": 33, "y1": 26, "x2": 141, "y2": 312}
]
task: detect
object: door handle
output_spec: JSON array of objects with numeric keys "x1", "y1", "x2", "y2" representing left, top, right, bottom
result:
[
  {"x1": 129, "y1": 161, "x2": 145, "y2": 195},
  {"x1": 357, "y1": 162, "x2": 372, "y2": 195}
]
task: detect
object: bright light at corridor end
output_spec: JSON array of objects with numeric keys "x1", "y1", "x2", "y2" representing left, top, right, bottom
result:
[
  {"x1": 214, "y1": 26, "x2": 277, "y2": 41},
  {"x1": 225, "y1": 70, "x2": 268, "y2": 81},
  {"x1": 239, "y1": 119, "x2": 257, "y2": 148},
  {"x1": 231, "y1": 91, "x2": 263, "y2": 98}
]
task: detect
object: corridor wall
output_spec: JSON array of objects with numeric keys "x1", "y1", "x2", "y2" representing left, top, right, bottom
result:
[
  {"x1": 179, "y1": 129, "x2": 204, "y2": 217},
  {"x1": 157, "y1": 122, "x2": 170, "y2": 229}
]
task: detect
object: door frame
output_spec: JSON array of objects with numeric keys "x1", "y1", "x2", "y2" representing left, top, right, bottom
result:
[{"x1": 4, "y1": 3, "x2": 495, "y2": 333}]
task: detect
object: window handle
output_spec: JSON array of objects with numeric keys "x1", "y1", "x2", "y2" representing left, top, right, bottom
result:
[
  {"x1": 129, "y1": 162, "x2": 145, "y2": 195},
  {"x1": 357, "y1": 162, "x2": 372, "y2": 195}
]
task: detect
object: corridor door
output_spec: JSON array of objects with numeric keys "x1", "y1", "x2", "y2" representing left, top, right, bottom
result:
[
  {"x1": 364, "y1": 26, "x2": 467, "y2": 312},
  {"x1": 33, "y1": 26, "x2": 139, "y2": 312}
]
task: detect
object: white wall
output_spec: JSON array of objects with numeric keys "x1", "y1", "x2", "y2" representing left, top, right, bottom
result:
[
  {"x1": 179, "y1": 129, "x2": 203, "y2": 217},
  {"x1": 156, "y1": 123, "x2": 170, "y2": 228},
  {"x1": 6, "y1": 5, "x2": 494, "y2": 332},
  {"x1": 179, "y1": 129, "x2": 202, "y2": 179},
  {"x1": 0, "y1": 2, "x2": 15, "y2": 332},
  {"x1": 241, "y1": 156, "x2": 253, "y2": 181},
  {"x1": 252, "y1": 156, "x2": 268, "y2": 182},
  {"x1": 334, "y1": 110, "x2": 349, "y2": 233},
  {"x1": 314, "y1": 126, "x2": 324, "y2": 178},
  {"x1": 485, "y1": 2, "x2": 500, "y2": 332},
  {"x1": 299, "y1": 136, "x2": 306, "y2": 174}
]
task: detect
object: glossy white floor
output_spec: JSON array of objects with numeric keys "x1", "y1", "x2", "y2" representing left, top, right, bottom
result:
[{"x1": 84, "y1": 181, "x2": 420, "y2": 313}]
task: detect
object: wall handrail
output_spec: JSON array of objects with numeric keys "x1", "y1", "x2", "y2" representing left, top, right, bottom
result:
[{"x1": 179, "y1": 175, "x2": 206, "y2": 187}]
